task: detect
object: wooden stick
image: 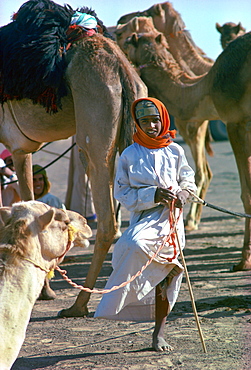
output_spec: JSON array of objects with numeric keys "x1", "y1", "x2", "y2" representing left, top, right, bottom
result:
[{"x1": 173, "y1": 213, "x2": 207, "y2": 353}]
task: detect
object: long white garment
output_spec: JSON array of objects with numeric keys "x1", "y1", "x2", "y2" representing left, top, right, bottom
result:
[{"x1": 95, "y1": 142, "x2": 197, "y2": 322}]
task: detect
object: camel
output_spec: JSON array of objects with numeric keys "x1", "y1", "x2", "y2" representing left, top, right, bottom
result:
[
  {"x1": 124, "y1": 30, "x2": 251, "y2": 271},
  {"x1": 117, "y1": 1, "x2": 214, "y2": 76},
  {"x1": 0, "y1": 201, "x2": 92, "y2": 370},
  {"x1": 216, "y1": 22, "x2": 246, "y2": 49},
  {"x1": 0, "y1": 0, "x2": 147, "y2": 317},
  {"x1": 116, "y1": 17, "x2": 159, "y2": 53}
]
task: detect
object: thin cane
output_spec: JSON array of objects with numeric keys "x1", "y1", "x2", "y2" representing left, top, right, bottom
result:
[{"x1": 172, "y1": 210, "x2": 207, "y2": 353}]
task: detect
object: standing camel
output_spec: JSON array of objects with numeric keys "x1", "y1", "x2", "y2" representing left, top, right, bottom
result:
[
  {"x1": 124, "y1": 30, "x2": 251, "y2": 272},
  {"x1": 0, "y1": 0, "x2": 147, "y2": 317},
  {"x1": 216, "y1": 22, "x2": 246, "y2": 49}
]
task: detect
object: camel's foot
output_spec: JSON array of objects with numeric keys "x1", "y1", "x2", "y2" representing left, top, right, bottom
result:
[
  {"x1": 185, "y1": 221, "x2": 199, "y2": 231},
  {"x1": 38, "y1": 285, "x2": 56, "y2": 300},
  {"x1": 152, "y1": 336, "x2": 173, "y2": 352},
  {"x1": 231, "y1": 260, "x2": 251, "y2": 272},
  {"x1": 57, "y1": 304, "x2": 89, "y2": 318}
]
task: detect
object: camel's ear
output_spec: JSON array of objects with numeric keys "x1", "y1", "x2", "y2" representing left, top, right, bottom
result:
[
  {"x1": 38, "y1": 209, "x2": 55, "y2": 230},
  {"x1": 238, "y1": 22, "x2": 246, "y2": 32},
  {"x1": 216, "y1": 22, "x2": 222, "y2": 33},
  {"x1": 236, "y1": 22, "x2": 246, "y2": 33},
  {"x1": 114, "y1": 25, "x2": 122, "y2": 36},
  {"x1": 130, "y1": 33, "x2": 138, "y2": 46},
  {"x1": 155, "y1": 33, "x2": 164, "y2": 44},
  {"x1": 131, "y1": 16, "x2": 139, "y2": 32},
  {"x1": 154, "y1": 4, "x2": 163, "y2": 16},
  {"x1": 0, "y1": 207, "x2": 12, "y2": 226}
]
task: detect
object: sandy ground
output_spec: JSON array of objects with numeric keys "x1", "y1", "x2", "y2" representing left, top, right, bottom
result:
[{"x1": 10, "y1": 137, "x2": 251, "y2": 370}]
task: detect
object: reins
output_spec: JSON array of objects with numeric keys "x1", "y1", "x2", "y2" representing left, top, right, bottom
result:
[
  {"x1": 188, "y1": 190, "x2": 251, "y2": 219},
  {"x1": 2, "y1": 141, "x2": 76, "y2": 186}
]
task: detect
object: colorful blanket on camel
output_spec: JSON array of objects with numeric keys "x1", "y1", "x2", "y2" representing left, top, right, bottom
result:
[{"x1": 0, "y1": 0, "x2": 112, "y2": 113}]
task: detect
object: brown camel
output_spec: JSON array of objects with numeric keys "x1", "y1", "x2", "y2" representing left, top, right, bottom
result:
[
  {"x1": 124, "y1": 30, "x2": 251, "y2": 272},
  {"x1": 117, "y1": 1, "x2": 214, "y2": 76},
  {"x1": 216, "y1": 22, "x2": 246, "y2": 49},
  {"x1": 0, "y1": 1, "x2": 147, "y2": 317}
]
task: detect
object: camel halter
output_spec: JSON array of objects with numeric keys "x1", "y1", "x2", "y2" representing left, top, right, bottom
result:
[{"x1": 22, "y1": 223, "x2": 77, "y2": 279}]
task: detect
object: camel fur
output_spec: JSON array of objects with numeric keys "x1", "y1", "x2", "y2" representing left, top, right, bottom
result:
[{"x1": 0, "y1": 201, "x2": 92, "y2": 370}]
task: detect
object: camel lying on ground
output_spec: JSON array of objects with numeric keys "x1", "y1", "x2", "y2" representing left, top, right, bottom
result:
[
  {"x1": 0, "y1": 1, "x2": 147, "y2": 317},
  {"x1": 0, "y1": 201, "x2": 92, "y2": 370},
  {"x1": 216, "y1": 22, "x2": 246, "y2": 49},
  {"x1": 124, "y1": 30, "x2": 251, "y2": 271}
]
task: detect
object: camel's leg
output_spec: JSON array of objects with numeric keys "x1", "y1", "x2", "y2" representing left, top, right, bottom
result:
[
  {"x1": 227, "y1": 122, "x2": 251, "y2": 271},
  {"x1": 175, "y1": 120, "x2": 213, "y2": 230},
  {"x1": 12, "y1": 153, "x2": 34, "y2": 200},
  {"x1": 0, "y1": 186, "x2": 3, "y2": 207},
  {"x1": 58, "y1": 135, "x2": 118, "y2": 317}
]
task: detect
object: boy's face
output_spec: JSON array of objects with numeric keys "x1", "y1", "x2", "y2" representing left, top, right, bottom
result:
[{"x1": 138, "y1": 115, "x2": 162, "y2": 138}]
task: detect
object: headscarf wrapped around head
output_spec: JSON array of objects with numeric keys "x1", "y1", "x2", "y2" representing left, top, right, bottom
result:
[
  {"x1": 32, "y1": 164, "x2": 51, "y2": 198},
  {"x1": 131, "y1": 97, "x2": 176, "y2": 149}
]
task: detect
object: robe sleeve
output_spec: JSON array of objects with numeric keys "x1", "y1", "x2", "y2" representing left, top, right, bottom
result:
[
  {"x1": 114, "y1": 155, "x2": 158, "y2": 213},
  {"x1": 176, "y1": 146, "x2": 197, "y2": 197}
]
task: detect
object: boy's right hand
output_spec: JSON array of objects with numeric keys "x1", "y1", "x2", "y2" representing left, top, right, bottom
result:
[{"x1": 154, "y1": 187, "x2": 177, "y2": 204}]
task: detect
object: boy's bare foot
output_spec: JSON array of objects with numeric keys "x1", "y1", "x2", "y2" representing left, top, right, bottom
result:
[{"x1": 152, "y1": 336, "x2": 173, "y2": 352}]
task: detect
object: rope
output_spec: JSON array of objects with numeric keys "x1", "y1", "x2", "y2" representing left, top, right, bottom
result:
[
  {"x1": 2, "y1": 142, "x2": 76, "y2": 186},
  {"x1": 55, "y1": 206, "x2": 182, "y2": 294},
  {"x1": 188, "y1": 190, "x2": 251, "y2": 219}
]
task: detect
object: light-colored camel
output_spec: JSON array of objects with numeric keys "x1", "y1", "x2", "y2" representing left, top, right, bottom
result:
[
  {"x1": 117, "y1": 1, "x2": 214, "y2": 76},
  {"x1": 124, "y1": 30, "x2": 251, "y2": 271},
  {"x1": 1, "y1": 34, "x2": 146, "y2": 320},
  {"x1": 216, "y1": 22, "x2": 246, "y2": 49},
  {"x1": 0, "y1": 201, "x2": 92, "y2": 370},
  {"x1": 117, "y1": 17, "x2": 213, "y2": 232}
]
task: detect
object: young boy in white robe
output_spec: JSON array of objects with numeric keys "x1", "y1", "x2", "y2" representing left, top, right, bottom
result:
[{"x1": 95, "y1": 97, "x2": 197, "y2": 352}]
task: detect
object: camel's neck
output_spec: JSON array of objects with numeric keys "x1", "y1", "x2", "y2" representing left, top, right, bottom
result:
[
  {"x1": 139, "y1": 60, "x2": 218, "y2": 122},
  {"x1": 166, "y1": 32, "x2": 213, "y2": 76},
  {"x1": 0, "y1": 262, "x2": 45, "y2": 369}
]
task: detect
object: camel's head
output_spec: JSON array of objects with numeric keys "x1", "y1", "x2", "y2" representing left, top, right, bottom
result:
[
  {"x1": 216, "y1": 22, "x2": 246, "y2": 49},
  {"x1": 124, "y1": 32, "x2": 169, "y2": 67},
  {"x1": 115, "y1": 16, "x2": 157, "y2": 53},
  {"x1": 0, "y1": 201, "x2": 92, "y2": 271}
]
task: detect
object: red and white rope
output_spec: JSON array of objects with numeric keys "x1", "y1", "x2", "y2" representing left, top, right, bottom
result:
[{"x1": 55, "y1": 206, "x2": 182, "y2": 294}]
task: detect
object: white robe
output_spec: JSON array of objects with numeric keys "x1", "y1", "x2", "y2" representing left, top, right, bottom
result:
[{"x1": 95, "y1": 142, "x2": 197, "y2": 322}]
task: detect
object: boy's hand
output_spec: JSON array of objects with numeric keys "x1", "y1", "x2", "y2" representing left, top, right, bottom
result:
[
  {"x1": 155, "y1": 187, "x2": 177, "y2": 204},
  {"x1": 175, "y1": 190, "x2": 190, "y2": 208}
]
